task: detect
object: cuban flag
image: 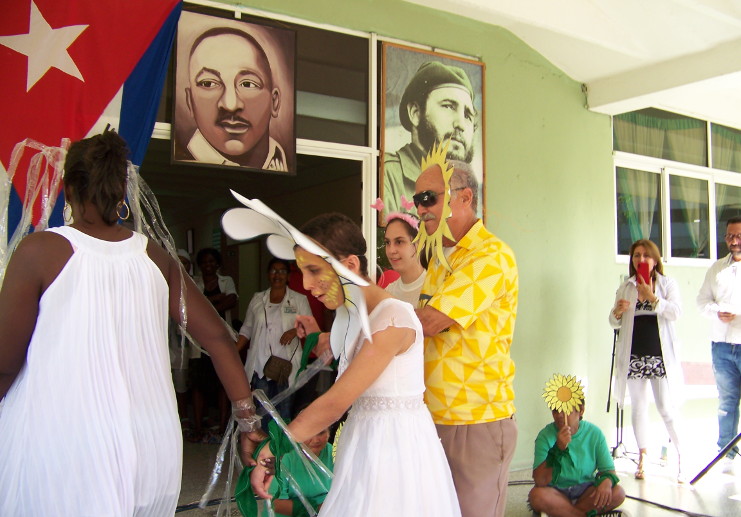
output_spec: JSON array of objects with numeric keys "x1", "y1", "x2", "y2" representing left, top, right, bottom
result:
[{"x1": 0, "y1": 0, "x2": 182, "y2": 233}]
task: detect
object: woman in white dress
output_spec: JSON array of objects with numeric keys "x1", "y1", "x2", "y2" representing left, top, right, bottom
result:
[
  {"x1": 383, "y1": 212, "x2": 426, "y2": 306},
  {"x1": 249, "y1": 212, "x2": 460, "y2": 517},
  {"x1": 0, "y1": 130, "x2": 262, "y2": 516}
]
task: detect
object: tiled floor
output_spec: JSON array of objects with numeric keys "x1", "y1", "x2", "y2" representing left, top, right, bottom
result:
[{"x1": 175, "y1": 430, "x2": 741, "y2": 517}]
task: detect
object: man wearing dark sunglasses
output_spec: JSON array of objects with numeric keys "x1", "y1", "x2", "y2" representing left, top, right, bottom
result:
[
  {"x1": 383, "y1": 61, "x2": 478, "y2": 215},
  {"x1": 415, "y1": 159, "x2": 519, "y2": 517}
]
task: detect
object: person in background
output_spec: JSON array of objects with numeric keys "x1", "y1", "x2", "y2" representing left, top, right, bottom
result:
[
  {"x1": 237, "y1": 258, "x2": 312, "y2": 425},
  {"x1": 191, "y1": 246, "x2": 238, "y2": 440},
  {"x1": 697, "y1": 216, "x2": 741, "y2": 473},
  {"x1": 177, "y1": 248, "x2": 193, "y2": 275},
  {"x1": 610, "y1": 239, "x2": 684, "y2": 481},
  {"x1": 529, "y1": 375, "x2": 625, "y2": 517},
  {"x1": 383, "y1": 212, "x2": 426, "y2": 306},
  {"x1": 0, "y1": 130, "x2": 261, "y2": 515}
]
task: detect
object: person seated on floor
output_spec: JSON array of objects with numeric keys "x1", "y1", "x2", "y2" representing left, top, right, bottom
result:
[{"x1": 529, "y1": 374, "x2": 626, "y2": 517}]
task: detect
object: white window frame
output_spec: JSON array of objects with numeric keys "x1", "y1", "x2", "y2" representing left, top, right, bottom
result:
[{"x1": 614, "y1": 150, "x2": 741, "y2": 266}]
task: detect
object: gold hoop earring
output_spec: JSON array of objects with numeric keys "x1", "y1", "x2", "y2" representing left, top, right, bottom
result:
[
  {"x1": 116, "y1": 200, "x2": 130, "y2": 221},
  {"x1": 63, "y1": 203, "x2": 73, "y2": 224}
]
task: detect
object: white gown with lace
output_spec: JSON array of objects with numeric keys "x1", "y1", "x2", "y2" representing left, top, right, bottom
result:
[
  {"x1": 0, "y1": 226, "x2": 181, "y2": 516},
  {"x1": 318, "y1": 298, "x2": 461, "y2": 517}
]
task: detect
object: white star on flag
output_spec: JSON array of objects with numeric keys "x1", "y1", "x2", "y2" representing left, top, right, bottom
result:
[{"x1": 0, "y1": 1, "x2": 88, "y2": 92}]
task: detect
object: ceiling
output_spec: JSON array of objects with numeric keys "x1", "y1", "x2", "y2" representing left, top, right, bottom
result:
[{"x1": 404, "y1": 0, "x2": 741, "y2": 128}]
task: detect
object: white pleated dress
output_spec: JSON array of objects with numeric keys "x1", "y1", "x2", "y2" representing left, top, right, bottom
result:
[
  {"x1": 318, "y1": 298, "x2": 461, "y2": 517},
  {"x1": 0, "y1": 226, "x2": 181, "y2": 516}
]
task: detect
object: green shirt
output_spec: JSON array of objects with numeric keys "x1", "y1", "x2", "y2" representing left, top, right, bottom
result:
[
  {"x1": 533, "y1": 420, "x2": 615, "y2": 489},
  {"x1": 264, "y1": 443, "x2": 335, "y2": 517}
]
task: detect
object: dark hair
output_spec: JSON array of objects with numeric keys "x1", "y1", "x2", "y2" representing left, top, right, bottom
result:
[
  {"x1": 300, "y1": 213, "x2": 368, "y2": 277},
  {"x1": 385, "y1": 216, "x2": 419, "y2": 241},
  {"x1": 189, "y1": 27, "x2": 273, "y2": 84},
  {"x1": 196, "y1": 247, "x2": 222, "y2": 267},
  {"x1": 727, "y1": 216, "x2": 741, "y2": 227},
  {"x1": 267, "y1": 257, "x2": 291, "y2": 272},
  {"x1": 628, "y1": 239, "x2": 664, "y2": 278},
  {"x1": 64, "y1": 130, "x2": 129, "y2": 225},
  {"x1": 384, "y1": 216, "x2": 427, "y2": 269}
]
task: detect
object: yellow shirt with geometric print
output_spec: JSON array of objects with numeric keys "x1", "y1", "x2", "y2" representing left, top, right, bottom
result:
[{"x1": 419, "y1": 220, "x2": 518, "y2": 425}]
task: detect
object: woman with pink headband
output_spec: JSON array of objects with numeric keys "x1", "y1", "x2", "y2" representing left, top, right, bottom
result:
[{"x1": 383, "y1": 210, "x2": 426, "y2": 306}]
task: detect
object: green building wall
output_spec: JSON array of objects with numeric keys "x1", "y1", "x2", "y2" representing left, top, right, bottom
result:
[{"x1": 219, "y1": 0, "x2": 716, "y2": 470}]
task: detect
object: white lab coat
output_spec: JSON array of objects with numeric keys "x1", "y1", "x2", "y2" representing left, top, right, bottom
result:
[{"x1": 608, "y1": 273, "x2": 684, "y2": 408}]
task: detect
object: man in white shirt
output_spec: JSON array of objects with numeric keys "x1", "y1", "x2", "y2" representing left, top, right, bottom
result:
[{"x1": 697, "y1": 215, "x2": 741, "y2": 468}]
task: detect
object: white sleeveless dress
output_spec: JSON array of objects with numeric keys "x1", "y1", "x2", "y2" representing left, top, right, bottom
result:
[
  {"x1": 318, "y1": 298, "x2": 461, "y2": 517},
  {"x1": 0, "y1": 226, "x2": 181, "y2": 516}
]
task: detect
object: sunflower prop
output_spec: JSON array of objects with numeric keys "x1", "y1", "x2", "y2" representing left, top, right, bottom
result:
[
  {"x1": 414, "y1": 140, "x2": 456, "y2": 272},
  {"x1": 542, "y1": 374, "x2": 584, "y2": 414}
]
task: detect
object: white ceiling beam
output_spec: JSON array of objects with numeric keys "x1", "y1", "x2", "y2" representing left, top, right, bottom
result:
[{"x1": 587, "y1": 37, "x2": 741, "y2": 115}]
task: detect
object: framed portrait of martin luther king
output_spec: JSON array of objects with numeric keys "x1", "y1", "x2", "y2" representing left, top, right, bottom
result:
[
  {"x1": 172, "y1": 10, "x2": 296, "y2": 174},
  {"x1": 381, "y1": 43, "x2": 485, "y2": 223}
]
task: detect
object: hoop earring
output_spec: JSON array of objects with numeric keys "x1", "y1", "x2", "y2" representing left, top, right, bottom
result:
[
  {"x1": 63, "y1": 203, "x2": 73, "y2": 224},
  {"x1": 116, "y1": 200, "x2": 130, "y2": 220}
]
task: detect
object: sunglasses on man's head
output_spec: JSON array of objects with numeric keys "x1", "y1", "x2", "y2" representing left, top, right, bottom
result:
[{"x1": 412, "y1": 188, "x2": 465, "y2": 208}]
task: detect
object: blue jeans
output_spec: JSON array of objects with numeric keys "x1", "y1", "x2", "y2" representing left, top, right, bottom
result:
[
  {"x1": 711, "y1": 342, "x2": 741, "y2": 458},
  {"x1": 251, "y1": 373, "x2": 294, "y2": 432},
  {"x1": 554, "y1": 482, "x2": 593, "y2": 504}
]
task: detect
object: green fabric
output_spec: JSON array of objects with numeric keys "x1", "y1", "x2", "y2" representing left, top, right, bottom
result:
[
  {"x1": 235, "y1": 439, "x2": 271, "y2": 517},
  {"x1": 237, "y1": 420, "x2": 334, "y2": 517},
  {"x1": 265, "y1": 443, "x2": 334, "y2": 517},
  {"x1": 615, "y1": 111, "x2": 705, "y2": 131},
  {"x1": 533, "y1": 420, "x2": 616, "y2": 489},
  {"x1": 236, "y1": 421, "x2": 296, "y2": 517},
  {"x1": 544, "y1": 445, "x2": 570, "y2": 485},
  {"x1": 295, "y1": 333, "x2": 337, "y2": 381},
  {"x1": 593, "y1": 471, "x2": 620, "y2": 488}
]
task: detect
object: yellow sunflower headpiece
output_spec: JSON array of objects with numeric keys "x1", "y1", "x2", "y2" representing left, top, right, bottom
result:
[
  {"x1": 542, "y1": 374, "x2": 585, "y2": 414},
  {"x1": 414, "y1": 139, "x2": 456, "y2": 272}
]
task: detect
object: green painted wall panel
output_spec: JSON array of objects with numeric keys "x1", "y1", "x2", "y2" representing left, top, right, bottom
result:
[{"x1": 212, "y1": 0, "x2": 717, "y2": 470}]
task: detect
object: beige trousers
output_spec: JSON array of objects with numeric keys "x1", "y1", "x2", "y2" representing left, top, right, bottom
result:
[{"x1": 436, "y1": 417, "x2": 518, "y2": 517}]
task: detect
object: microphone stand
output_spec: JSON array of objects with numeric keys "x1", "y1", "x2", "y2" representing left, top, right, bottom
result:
[{"x1": 607, "y1": 329, "x2": 626, "y2": 458}]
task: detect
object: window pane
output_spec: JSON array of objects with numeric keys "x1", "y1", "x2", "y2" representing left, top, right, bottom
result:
[
  {"x1": 615, "y1": 167, "x2": 661, "y2": 254},
  {"x1": 716, "y1": 183, "x2": 741, "y2": 257},
  {"x1": 295, "y1": 25, "x2": 368, "y2": 146},
  {"x1": 614, "y1": 108, "x2": 707, "y2": 166},
  {"x1": 712, "y1": 123, "x2": 741, "y2": 174},
  {"x1": 669, "y1": 175, "x2": 709, "y2": 258}
]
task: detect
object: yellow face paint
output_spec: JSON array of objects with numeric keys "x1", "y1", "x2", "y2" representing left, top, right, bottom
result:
[{"x1": 295, "y1": 247, "x2": 344, "y2": 310}]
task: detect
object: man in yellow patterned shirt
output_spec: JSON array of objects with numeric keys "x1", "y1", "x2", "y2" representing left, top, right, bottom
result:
[{"x1": 415, "y1": 157, "x2": 518, "y2": 517}]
